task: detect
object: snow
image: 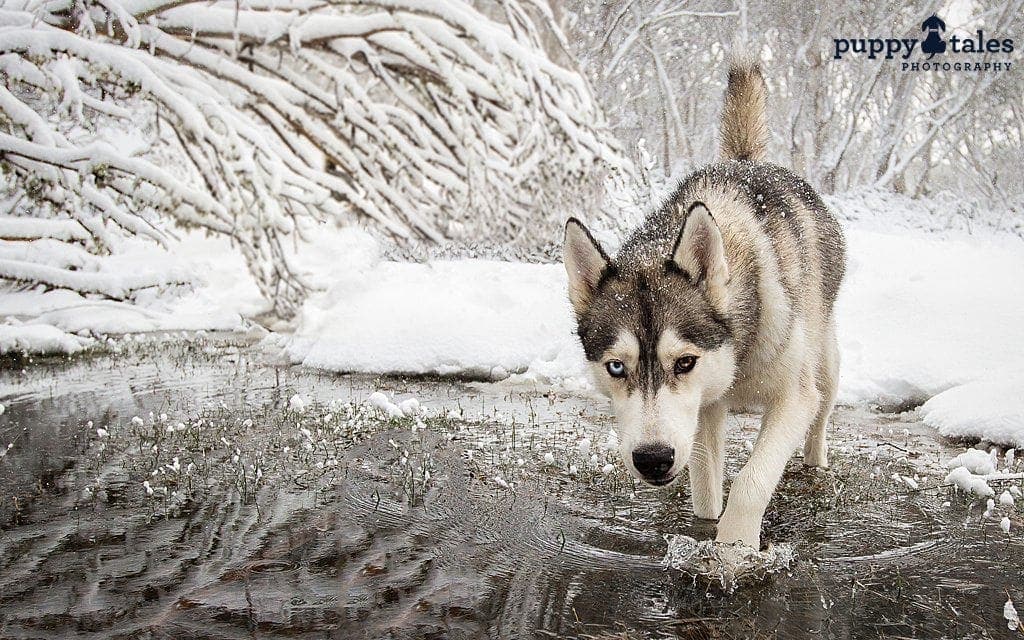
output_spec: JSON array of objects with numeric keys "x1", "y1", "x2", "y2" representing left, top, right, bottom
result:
[
  {"x1": 1007, "y1": 598, "x2": 1022, "y2": 631},
  {"x1": 398, "y1": 398, "x2": 421, "y2": 416},
  {"x1": 278, "y1": 219, "x2": 1024, "y2": 450},
  {"x1": 288, "y1": 394, "x2": 307, "y2": 413},
  {"x1": 944, "y1": 466, "x2": 994, "y2": 497},
  {"x1": 835, "y1": 230, "x2": 1024, "y2": 407},
  {"x1": 366, "y1": 390, "x2": 410, "y2": 419},
  {"x1": 0, "y1": 231, "x2": 264, "y2": 350},
  {"x1": 0, "y1": 323, "x2": 93, "y2": 355},
  {"x1": 281, "y1": 255, "x2": 576, "y2": 379},
  {"x1": 920, "y1": 369, "x2": 1024, "y2": 448},
  {"x1": 944, "y1": 450, "x2": 997, "y2": 475}
]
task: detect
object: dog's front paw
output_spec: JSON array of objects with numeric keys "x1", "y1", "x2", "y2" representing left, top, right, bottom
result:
[{"x1": 715, "y1": 514, "x2": 761, "y2": 549}]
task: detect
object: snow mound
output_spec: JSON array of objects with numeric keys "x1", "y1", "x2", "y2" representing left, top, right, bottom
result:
[
  {"x1": 944, "y1": 466, "x2": 995, "y2": 497},
  {"x1": 836, "y1": 230, "x2": 1024, "y2": 406},
  {"x1": 922, "y1": 370, "x2": 1024, "y2": 448},
  {"x1": 283, "y1": 258, "x2": 583, "y2": 379},
  {"x1": 0, "y1": 323, "x2": 93, "y2": 355}
]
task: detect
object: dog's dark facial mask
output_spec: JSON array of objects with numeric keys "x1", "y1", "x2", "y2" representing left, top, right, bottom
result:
[{"x1": 563, "y1": 205, "x2": 737, "y2": 486}]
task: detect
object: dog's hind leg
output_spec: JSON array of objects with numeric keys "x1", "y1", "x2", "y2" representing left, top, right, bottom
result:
[
  {"x1": 690, "y1": 401, "x2": 727, "y2": 520},
  {"x1": 804, "y1": 324, "x2": 839, "y2": 468}
]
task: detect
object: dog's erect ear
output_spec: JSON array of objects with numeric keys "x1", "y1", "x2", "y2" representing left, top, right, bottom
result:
[
  {"x1": 671, "y1": 203, "x2": 730, "y2": 307},
  {"x1": 563, "y1": 218, "x2": 610, "y2": 313}
]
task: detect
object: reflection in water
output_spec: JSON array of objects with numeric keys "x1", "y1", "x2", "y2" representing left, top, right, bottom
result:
[{"x1": 0, "y1": 337, "x2": 1018, "y2": 639}]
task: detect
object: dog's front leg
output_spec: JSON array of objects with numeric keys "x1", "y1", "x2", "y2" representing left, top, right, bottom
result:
[
  {"x1": 689, "y1": 401, "x2": 727, "y2": 519},
  {"x1": 715, "y1": 381, "x2": 819, "y2": 548}
]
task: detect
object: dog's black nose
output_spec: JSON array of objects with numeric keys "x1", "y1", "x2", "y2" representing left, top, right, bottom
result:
[{"x1": 632, "y1": 443, "x2": 675, "y2": 482}]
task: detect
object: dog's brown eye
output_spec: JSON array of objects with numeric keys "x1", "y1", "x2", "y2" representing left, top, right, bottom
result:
[{"x1": 674, "y1": 356, "x2": 698, "y2": 375}]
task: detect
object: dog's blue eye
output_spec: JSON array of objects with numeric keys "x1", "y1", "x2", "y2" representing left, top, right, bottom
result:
[
  {"x1": 606, "y1": 360, "x2": 626, "y2": 378},
  {"x1": 674, "y1": 356, "x2": 698, "y2": 375}
]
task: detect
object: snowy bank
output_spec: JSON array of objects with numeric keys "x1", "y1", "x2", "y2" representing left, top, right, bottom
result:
[
  {"x1": 280, "y1": 258, "x2": 577, "y2": 379},
  {"x1": 835, "y1": 230, "x2": 1024, "y2": 405},
  {"x1": 281, "y1": 226, "x2": 1024, "y2": 443},
  {"x1": 922, "y1": 370, "x2": 1024, "y2": 448},
  {"x1": 0, "y1": 323, "x2": 93, "y2": 355},
  {"x1": 0, "y1": 232, "x2": 263, "y2": 351}
]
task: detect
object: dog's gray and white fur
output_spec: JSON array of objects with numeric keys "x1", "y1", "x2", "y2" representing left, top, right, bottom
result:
[{"x1": 563, "y1": 59, "x2": 846, "y2": 549}]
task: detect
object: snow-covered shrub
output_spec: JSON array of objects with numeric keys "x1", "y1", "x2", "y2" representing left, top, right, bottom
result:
[{"x1": 0, "y1": 0, "x2": 627, "y2": 316}]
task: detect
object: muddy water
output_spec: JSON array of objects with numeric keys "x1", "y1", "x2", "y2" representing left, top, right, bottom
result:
[{"x1": 0, "y1": 337, "x2": 1020, "y2": 639}]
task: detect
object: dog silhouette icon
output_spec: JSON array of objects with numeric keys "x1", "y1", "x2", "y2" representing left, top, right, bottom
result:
[{"x1": 921, "y1": 15, "x2": 947, "y2": 59}]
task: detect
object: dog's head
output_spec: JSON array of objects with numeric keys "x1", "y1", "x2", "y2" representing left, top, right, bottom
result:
[{"x1": 563, "y1": 203, "x2": 736, "y2": 486}]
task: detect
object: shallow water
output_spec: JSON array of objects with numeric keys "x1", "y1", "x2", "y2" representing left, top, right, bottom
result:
[{"x1": 0, "y1": 337, "x2": 1020, "y2": 639}]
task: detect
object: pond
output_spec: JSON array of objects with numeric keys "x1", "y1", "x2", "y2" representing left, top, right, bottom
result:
[{"x1": 0, "y1": 336, "x2": 1019, "y2": 639}]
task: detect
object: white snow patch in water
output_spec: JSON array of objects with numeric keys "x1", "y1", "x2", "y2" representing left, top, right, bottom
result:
[
  {"x1": 944, "y1": 449, "x2": 997, "y2": 475},
  {"x1": 288, "y1": 394, "x2": 307, "y2": 413},
  {"x1": 944, "y1": 466, "x2": 994, "y2": 497},
  {"x1": 398, "y1": 398, "x2": 421, "y2": 416},
  {"x1": 1006, "y1": 597, "x2": 1022, "y2": 632}
]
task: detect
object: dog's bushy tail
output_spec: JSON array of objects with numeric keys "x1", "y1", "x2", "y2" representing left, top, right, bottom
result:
[{"x1": 719, "y1": 57, "x2": 769, "y2": 163}]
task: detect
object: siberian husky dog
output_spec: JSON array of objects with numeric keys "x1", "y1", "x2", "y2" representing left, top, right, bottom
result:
[{"x1": 563, "y1": 60, "x2": 846, "y2": 549}]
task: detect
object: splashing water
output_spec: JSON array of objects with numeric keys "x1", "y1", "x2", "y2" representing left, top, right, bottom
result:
[{"x1": 664, "y1": 534, "x2": 796, "y2": 592}]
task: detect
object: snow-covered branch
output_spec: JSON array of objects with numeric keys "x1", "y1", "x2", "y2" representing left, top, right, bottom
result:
[{"x1": 0, "y1": 0, "x2": 626, "y2": 316}]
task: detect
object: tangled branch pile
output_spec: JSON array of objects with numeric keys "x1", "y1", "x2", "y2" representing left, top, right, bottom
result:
[{"x1": 0, "y1": 0, "x2": 625, "y2": 315}]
